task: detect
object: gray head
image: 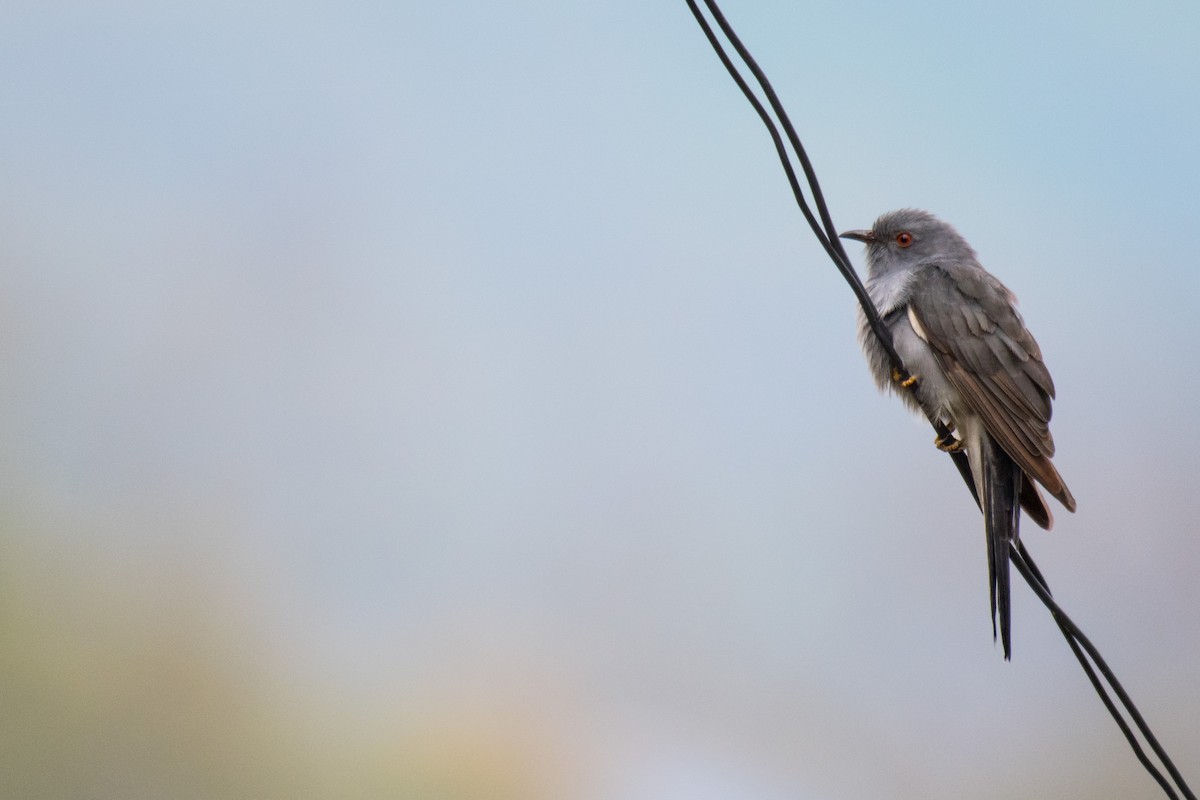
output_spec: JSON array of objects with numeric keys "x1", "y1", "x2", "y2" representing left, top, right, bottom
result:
[{"x1": 840, "y1": 209, "x2": 978, "y2": 278}]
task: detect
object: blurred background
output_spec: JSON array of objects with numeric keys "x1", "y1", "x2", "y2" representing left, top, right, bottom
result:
[{"x1": 2, "y1": 2, "x2": 1198, "y2": 798}]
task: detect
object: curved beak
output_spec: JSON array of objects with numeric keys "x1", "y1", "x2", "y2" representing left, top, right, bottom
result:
[{"x1": 839, "y1": 229, "x2": 875, "y2": 243}]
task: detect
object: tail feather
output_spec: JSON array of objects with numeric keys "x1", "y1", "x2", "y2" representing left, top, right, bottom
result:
[
  {"x1": 1019, "y1": 476, "x2": 1052, "y2": 530},
  {"x1": 982, "y1": 436, "x2": 1021, "y2": 660}
]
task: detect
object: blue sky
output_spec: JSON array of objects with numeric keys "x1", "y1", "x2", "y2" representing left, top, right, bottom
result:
[{"x1": 2, "y1": 2, "x2": 1198, "y2": 797}]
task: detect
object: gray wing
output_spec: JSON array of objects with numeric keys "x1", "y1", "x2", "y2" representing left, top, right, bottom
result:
[{"x1": 907, "y1": 264, "x2": 1076, "y2": 513}]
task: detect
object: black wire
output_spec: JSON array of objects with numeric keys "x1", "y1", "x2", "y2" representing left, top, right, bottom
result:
[
  {"x1": 1014, "y1": 545, "x2": 1196, "y2": 800},
  {"x1": 1011, "y1": 544, "x2": 1185, "y2": 800},
  {"x1": 697, "y1": 1, "x2": 852, "y2": 269},
  {"x1": 683, "y1": 1, "x2": 874, "y2": 351},
  {"x1": 683, "y1": 0, "x2": 978, "y2": 508},
  {"x1": 686, "y1": 2, "x2": 1196, "y2": 798}
]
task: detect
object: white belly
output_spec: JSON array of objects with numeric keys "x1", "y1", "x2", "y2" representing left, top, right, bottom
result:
[{"x1": 888, "y1": 309, "x2": 961, "y2": 424}]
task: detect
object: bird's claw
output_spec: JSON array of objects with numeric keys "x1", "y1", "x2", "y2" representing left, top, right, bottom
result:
[
  {"x1": 892, "y1": 368, "x2": 918, "y2": 388},
  {"x1": 935, "y1": 433, "x2": 963, "y2": 453}
]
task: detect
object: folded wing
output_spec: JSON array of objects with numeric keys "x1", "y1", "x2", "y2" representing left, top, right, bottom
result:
[{"x1": 907, "y1": 264, "x2": 1076, "y2": 518}]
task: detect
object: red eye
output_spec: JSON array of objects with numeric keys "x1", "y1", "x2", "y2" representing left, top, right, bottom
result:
[{"x1": 896, "y1": 232, "x2": 913, "y2": 248}]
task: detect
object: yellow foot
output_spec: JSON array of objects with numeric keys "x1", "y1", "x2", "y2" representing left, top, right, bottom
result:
[
  {"x1": 935, "y1": 434, "x2": 963, "y2": 453},
  {"x1": 891, "y1": 369, "x2": 918, "y2": 388}
]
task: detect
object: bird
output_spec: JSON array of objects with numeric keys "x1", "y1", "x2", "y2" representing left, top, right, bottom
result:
[{"x1": 840, "y1": 209, "x2": 1075, "y2": 659}]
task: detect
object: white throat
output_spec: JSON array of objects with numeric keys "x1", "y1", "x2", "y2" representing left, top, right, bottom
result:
[{"x1": 866, "y1": 269, "x2": 916, "y2": 317}]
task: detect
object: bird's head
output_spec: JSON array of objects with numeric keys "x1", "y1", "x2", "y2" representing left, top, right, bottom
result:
[{"x1": 840, "y1": 208, "x2": 976, "y2": 277}]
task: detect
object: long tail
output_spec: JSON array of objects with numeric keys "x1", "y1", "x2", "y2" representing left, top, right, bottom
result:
[{"x1": 982, "y1": 436, "x2": 1021, "y2": 660}]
